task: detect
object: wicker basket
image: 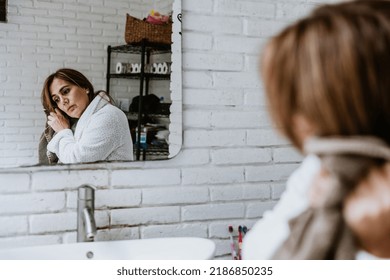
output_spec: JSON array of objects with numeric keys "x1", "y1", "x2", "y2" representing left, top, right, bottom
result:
[{"x1": 125, "y1": 14, "x2": 172, "y2": 45}]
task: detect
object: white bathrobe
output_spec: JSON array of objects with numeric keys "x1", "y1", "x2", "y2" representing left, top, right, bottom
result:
[{"x1": 47, "y1": 92, "x2": 133, "y2": 164}]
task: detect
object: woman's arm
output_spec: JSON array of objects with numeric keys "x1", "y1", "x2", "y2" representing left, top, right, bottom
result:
[{"x1": 47, "y1": 105, "x2": 129, "y2": 163}]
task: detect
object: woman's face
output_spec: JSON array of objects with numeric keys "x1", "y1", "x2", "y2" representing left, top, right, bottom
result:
[{"x1": 49, "y1": 77, "x2": 90, "y2": 118}]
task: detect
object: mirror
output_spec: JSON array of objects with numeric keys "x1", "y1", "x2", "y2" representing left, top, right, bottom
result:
[{"x1": 0, "y1": 0, "x2": 182, "y2": 168}]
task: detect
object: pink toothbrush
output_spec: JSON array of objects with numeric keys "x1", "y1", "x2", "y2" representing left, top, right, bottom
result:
[{"x1": 238, "y1": 225, "x2": 243, "y2": 260}]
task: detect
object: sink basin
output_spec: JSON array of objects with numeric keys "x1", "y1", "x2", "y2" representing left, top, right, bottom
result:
[{"x1": 0, "y1": 237, "x2": 215, "y2": 260}]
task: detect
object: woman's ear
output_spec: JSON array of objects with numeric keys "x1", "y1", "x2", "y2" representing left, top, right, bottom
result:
[{"x1": 292, "y1": 114, "x2": 317, "y2": 145}]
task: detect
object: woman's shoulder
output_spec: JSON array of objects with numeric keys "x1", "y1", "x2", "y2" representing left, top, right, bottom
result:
[
  {"x1": 89, "y1": 100, "x2": 127, "y2": 129},
  {"x1": 93, "y1": 92, "x2": 124, "y2": 115},
  {"x1": 99, "y1": 102, "x2": 123, "y2": 115},
  {"x1": 93, "y1": 99, "x2": 126, "y2": 118},
  {"x1": 286, "y1": 154, "x2": 321, "y2": 193}
]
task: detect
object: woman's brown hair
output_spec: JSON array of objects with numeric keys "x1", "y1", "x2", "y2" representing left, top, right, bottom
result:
[
  {"x1": 261, "y1": 1, "x2": 390, "y2": 149},
  {"x1": 41, "y1": 68, "x2": 95, "y2": 116}
]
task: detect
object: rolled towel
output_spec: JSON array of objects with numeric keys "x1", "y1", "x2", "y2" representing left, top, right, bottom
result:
[
  {"x1": 116, "y1": 62, "x2": 125, "y2": 74},
  {"x1": 161, "y1": 62, "x2": 168, "y2": 74},
  {"x1": 151, "y1": 63, "x2": 158, "y2": 74}
]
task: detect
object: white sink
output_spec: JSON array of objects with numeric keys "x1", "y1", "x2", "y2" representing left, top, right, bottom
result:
[{"x1": 0, "y1": 237, "x2": 215, "y2": 260}]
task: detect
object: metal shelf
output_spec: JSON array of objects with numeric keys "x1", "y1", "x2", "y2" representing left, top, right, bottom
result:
[
  {"x1": 134, "y1": 142, "x2": 169, "y2": 160},
  {"x1": 106, "y1": 39, "x2": 172, "y2": 161},
  {"x1": 108, "y1": 73, "x2": 170, "y2": 80},
  {"x1": 110, "y1": 42, "x2": 171, "y2": 55}
]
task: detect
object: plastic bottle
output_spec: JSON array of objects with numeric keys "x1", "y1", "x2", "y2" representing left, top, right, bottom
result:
[{"x1": 140, "y1": 127, "x2": 147, "y2": 149}]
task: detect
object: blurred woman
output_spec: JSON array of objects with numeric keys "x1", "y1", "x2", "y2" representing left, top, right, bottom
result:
[{"x1": 243, "y1": 0, "x2": 390, "y2": 259}]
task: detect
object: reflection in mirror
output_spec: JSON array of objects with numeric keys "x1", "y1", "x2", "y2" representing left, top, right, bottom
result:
[{"x1": 0, "y1": 0, "x2": 182, "y2": 168}]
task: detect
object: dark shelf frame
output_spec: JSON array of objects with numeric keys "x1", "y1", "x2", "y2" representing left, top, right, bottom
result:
[
  {"x1": 106, "y1": 39, "x2": 172, "y2": 160},
  {"x1": 108, "y1": 73, "x2": 170, "y2": 80},
  {"x1": 0, "y1": 0, "x2": 6, "y2": 22},
  {"x1": 109, "y1": 42, "x2": 171, "y2": 54}
]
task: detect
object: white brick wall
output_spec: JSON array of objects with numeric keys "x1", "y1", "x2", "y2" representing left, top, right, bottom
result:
[{"x1": 0, "y1": 0, "x2": 337, "y2": 259}]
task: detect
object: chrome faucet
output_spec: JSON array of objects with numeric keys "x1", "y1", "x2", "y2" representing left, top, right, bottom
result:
[{"x1": 77, "y1": 185, "x2": 97, "y2": 242}]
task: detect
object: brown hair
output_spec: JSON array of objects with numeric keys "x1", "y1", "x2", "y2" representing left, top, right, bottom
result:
[
  {"x1": 41, "y1": 68, "x2": 95, "y2": 116},
  {"x1": 261, "y1": 1, "x2": 390, "y2": 149}
]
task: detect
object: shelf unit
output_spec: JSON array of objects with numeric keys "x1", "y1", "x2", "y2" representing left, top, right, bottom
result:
[{"x1": 106, "y1": 39, "x2": 172, "y2": 160}]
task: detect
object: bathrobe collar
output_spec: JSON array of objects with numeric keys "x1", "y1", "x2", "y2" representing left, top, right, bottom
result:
[{"x1": 74, "y1": 92, "x2": 110, "y2": 140}]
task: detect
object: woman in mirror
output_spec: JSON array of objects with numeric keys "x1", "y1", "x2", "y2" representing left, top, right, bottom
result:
[
  {"x1": 39, "y1": 68, "x2": 133, "y2": 164},
  {"x1": 243, "y1": 0, "x2": 390, "y2": 259}
]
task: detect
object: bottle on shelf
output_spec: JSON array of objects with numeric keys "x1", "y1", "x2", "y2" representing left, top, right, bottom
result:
[
  {"x1": 136, "y1": 126, "x2": 148, "y2": 150},
  {"x1": 140, "y1": 127, "x2": 147, "y2": 149}
]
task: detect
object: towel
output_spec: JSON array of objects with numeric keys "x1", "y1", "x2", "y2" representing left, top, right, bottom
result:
[
  {"x1": 272, "y1": 136, "x2": 390, "y2": 259},
  {"x1": 38, "y1": 120, "x2": 78, "y2": 165},
  {"x1": 38, "y1": 123, "x2": 58, "y2": 165}
]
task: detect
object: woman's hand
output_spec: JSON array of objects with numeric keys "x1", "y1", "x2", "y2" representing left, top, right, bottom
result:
[
  {"x1": 47, "y1": 108, "x2": 70, "y2": 133},
  {"x1": 309, "y1": 163, "x2": 390, "y2": 257},
  {"x1": 343, "y1": 163, "x2": 390, "y2": 258}
]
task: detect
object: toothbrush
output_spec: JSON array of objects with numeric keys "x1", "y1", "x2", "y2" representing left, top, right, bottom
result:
[
  {"x1": 238, "y1": 225, "x2": 243, "y2": 260},
  {"x1": 243, "y1": 226, "x2": 248, "y2": 237},
  {"x1": 228, "y1": 226, "x2": 237, "y2": 260}
]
